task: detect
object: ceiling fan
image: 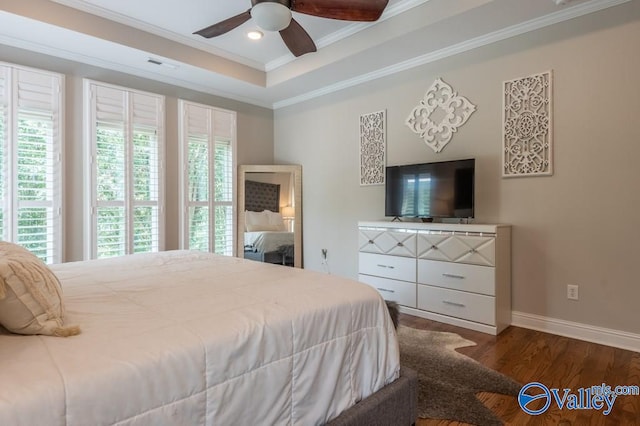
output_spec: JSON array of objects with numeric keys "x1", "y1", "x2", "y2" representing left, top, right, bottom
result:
[{"x1": 193, "y1": 0, "x2": 390, "y2": 57}]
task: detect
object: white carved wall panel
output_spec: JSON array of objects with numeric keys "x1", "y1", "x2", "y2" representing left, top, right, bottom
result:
[
  {"x1": 405, "y1": 78, "x2": 476, "y2": 153},
  {"x1": 503, "y1": 70, "x2": 553, "y2": 177},
  {"x1": 359, "y1": 110, "x2": 386, "y2": 185}
]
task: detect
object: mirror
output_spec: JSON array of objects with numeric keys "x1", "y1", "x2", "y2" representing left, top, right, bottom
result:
[{"x1": 237, "y1": 165, "x2": 302, "y2": 268}]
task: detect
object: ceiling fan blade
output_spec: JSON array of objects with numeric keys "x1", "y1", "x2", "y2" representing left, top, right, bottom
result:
[
  {"x1": 291, "y1": 0, "x2": 389, "y2": 21},
  {"x1": 193, "y1": 9, "x2": 252, "y2": 38},
  {"x1": 280, "y1": 18, "x2": 317, "y2": 57}
]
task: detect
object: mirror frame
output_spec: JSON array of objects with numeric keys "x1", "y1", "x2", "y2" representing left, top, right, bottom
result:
[{"x1": 237, "y1": 164, "x2": 302, "y2": 268}]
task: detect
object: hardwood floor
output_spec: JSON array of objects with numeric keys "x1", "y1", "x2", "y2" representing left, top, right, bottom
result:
[{"x1": 400, "y1": 314, "x2": 640, "y2": 426}]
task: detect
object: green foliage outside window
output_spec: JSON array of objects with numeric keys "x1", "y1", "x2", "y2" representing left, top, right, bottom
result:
[
  {"x1": 95, "y1": 126, "x2": 157, "y2": 258},
  {"x1": 186, "y1": 137, "x2": 233, "y2": 255},
  {"x1": 15, "y1": 116, "x2": 54, "y2": 262}
]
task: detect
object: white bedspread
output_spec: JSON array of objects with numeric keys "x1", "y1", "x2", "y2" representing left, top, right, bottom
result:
[
  {"x1": 0, "y1": 250, "x2": 399, "y2": 426},
  {"x1": 244, "y1": 231, "x2": 294, "y2": 253}
]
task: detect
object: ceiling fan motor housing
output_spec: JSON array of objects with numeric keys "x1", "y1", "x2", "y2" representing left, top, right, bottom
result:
[
  {"x1": 251, "y1": 0, "x2": 293, "y2": 32},
  {"x1": 251, "y1": 0, "x2": 291, "y2": 7}
]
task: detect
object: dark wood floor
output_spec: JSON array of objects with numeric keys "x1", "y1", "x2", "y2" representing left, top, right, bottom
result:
[{"x1": 401, "y1": 314, "x2": 640, "y2": 426}]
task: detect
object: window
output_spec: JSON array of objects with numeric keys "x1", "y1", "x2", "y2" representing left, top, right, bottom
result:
[
  {"x1": 84, "y1": 80, "x2": 165, "y2": 259},
  {"x1": 0, "y1": 63, "x2": 63, "y2": 264},
  {"x1": 179, "y1": 100, "x2": 236, "y2": 255}
]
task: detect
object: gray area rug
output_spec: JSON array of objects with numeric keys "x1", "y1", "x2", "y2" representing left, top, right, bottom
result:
[{"x1": 397, "y1": 326, "x2": 522, "y2": 426}]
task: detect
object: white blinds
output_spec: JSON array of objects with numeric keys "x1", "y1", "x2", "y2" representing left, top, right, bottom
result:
[
  {"x1": 401, "y1": 174, "x2": 431, "y2": 217},
  {"x1": 0, "y1": 67, "x2": 6, "y2": 244},
  {"x1": 86, "y1": 80, "x2": 164, "y2": 259},
  {"x1": 0, "y1": 64, "x2": 63, "y2": 264},
  {"x1": 180, "y1": 100, "x2": 236, "y2": 256}
]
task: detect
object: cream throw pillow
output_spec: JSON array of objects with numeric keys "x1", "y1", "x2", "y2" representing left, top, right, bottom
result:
[{"x1": 0, "y1": 241, "x2": 80, "y2": 337}]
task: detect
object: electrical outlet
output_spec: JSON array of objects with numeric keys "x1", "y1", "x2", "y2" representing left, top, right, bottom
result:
[
  {"x1": 567, "y1": 284, "x2": 579, "y2": 300},
  {"x1": 321, "y1": 249, "x2": 327, "y2": 260}
]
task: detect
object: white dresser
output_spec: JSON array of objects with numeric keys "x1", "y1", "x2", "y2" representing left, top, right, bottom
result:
[{"x1": 358, "y1": 221, "x2": 511, "y2": 334}]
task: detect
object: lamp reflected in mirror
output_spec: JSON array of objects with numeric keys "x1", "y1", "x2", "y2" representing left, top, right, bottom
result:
[{"x1": 281, "y1": 205, "x2": 295, "y2": 232}]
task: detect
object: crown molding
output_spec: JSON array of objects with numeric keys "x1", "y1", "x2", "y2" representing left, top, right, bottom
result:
[
  {"x1": 273, "y1": 0, "x2": 631, "y2": 109},
  {"x1": 0, "y1": 33, "x2": 272, "y2": 109},
  {"x1": 264, "y1": 0, "x2": 431, "y2": 72},
  {"x1": 50, "y1": 0, "x2": 265, "y2": 70}
]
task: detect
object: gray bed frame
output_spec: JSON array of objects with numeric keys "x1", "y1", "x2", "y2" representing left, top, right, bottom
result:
[{"x1": 327, "y1": 367, "x2": 417, "y2": 426}]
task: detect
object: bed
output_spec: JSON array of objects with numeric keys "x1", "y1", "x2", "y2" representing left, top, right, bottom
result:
[
  {"x1": 0, "y1": 249, "x2": 416, "y2": 425},
  {"x1": 244, "y1": 230, "x2": 294, "y2": 265},
  {"x1": 243, "y1": 180, "x2": 295, "y2": 266}
]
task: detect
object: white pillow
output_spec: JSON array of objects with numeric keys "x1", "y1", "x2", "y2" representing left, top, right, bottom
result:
[
  {"x1": 246, "y1": 223, "x2": 283, "y2": 232},
  {"x1": 0, "y1": 242, "x2": 80, "y2": 337},
  {"x1": 265, "y1": 211, "x2": 287, "y2": 232},
  {"x1": 245, "y1": 210, "x2": 270, "y2": 231},
  {"x1": 245, "y1": 210, "x2": 287, "y2": 232}
]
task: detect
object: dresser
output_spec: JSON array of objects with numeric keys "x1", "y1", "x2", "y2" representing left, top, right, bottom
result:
[{"x1": 358, "y1": 221, "x2": 511, "y2": 334}]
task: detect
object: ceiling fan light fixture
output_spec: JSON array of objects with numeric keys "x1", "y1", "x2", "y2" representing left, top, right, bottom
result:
[
  {"x1": 247, "y1": 30, "x2": 264, "y2": 40},
  {"x1": 251, "y1": 2, "x2": 292, "y2": 32}
]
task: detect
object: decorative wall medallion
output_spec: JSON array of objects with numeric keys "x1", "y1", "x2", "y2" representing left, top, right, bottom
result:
[
  {"x1": 503, "y1": 70, "x2": 553, "y2": 177},
  {"x1": 359, "y1": 110, "x2": 386, "y2": 186},
  {"x1": 405, "y1": 78, "x2": 476, "y2": 153}
]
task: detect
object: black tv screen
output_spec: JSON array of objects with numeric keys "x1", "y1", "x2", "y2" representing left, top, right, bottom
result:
[{"x1": 385, "y1": 159, "x2": 475, "y2": 219}]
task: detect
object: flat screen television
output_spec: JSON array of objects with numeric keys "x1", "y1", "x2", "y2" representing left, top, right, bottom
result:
[{"x1": 385, "y1": 159, "x2": 475, "y2": 220}]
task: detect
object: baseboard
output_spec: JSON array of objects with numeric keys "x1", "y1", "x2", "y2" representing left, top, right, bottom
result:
[{"x1": 511, "y1": 311, "x2": 640, "y2": 353}]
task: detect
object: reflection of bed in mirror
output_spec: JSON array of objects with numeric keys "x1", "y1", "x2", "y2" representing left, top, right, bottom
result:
[
  {"x1": 243, "y1": 180, "x2": 294, "y2": 266},
  {"x1": 238, "y1": 165, "x2": 302, "y2": 268}
]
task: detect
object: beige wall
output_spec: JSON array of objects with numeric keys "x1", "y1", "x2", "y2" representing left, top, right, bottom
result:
[
  {"x1": 275, "y1": 2, "x2": 640, "y2": 334},
  {"x1": 0, "y1": 46, "x2": 274, "y2": 262}
]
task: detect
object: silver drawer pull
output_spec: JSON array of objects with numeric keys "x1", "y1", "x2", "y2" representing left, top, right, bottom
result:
[
  {"x1": 442, "y1": 273, "x2": 465, "y2": 279},
  {"x1": 397, "y1": 242, "x2": 404, "y2": 247},
  {"x1": 377, "y1": 264, "x2": 395, "y2": 269},
  {"x1": 368, "y1": 240, "x2": 374, "y2": 244},
  {"x1": 443, "y1": 300, "x2": 466, "y2": 308},
  {"x1": 377, "y1": 288, "x2": 396, "y2": 294}
]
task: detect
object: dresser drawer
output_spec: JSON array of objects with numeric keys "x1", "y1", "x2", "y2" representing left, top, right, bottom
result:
[
  {"x1": 359, "y1": 229, "x2": 416, "y2": 257},
  {"x1": 418, "y1": 284, "x2": 495, "y2": 325},
  {"x1": 359, "y1": 274, "x2": 417, "y2": 308},
  {"x1": 359, "y1": 252, "x2": 416, "y2": 282},
  {"x1": 417, "y1": 233, "x2": 495, "y2": 266},
  {"x1": 418, "y1": 259, "x2": 495, "y2": 296}
]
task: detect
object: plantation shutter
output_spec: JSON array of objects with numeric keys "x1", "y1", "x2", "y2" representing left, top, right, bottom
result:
[
  {"x1": 180, "y1": 100, "x2": 236, "y2": 256},
  {"x1": 0, "y1": 66, "x2": 7, "y2": 242},
  {"x1": 213, "y1": 113, "x2": 234, "y2": 256},
  {"x1": 401, "y1": 173, "x2": 431, "y2": 217},
  {"x1": 87, "y1": 80, "x2": 164, "y2": 259},
  {"x1": 0, "y1": 64, "x2": 63, "y2": 264},
  {"x1": 416, "y1": 173, "x2": 431, "y2": 217}
]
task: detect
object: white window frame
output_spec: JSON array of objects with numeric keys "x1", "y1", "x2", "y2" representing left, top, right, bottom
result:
[
  {"x1": 178, "y1": 99, "x2": 237, "y2": 255},
  {"x1": 83, "y1": 79, "x2": 165, "y2": 260},
  {"x1": 0, "y1": 62, "x2": 64, "y2": 264}
]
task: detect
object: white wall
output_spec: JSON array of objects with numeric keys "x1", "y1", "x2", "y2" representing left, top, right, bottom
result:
[{"x1": 274, "y1": 2, "x2": 640, "y2": 334}]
